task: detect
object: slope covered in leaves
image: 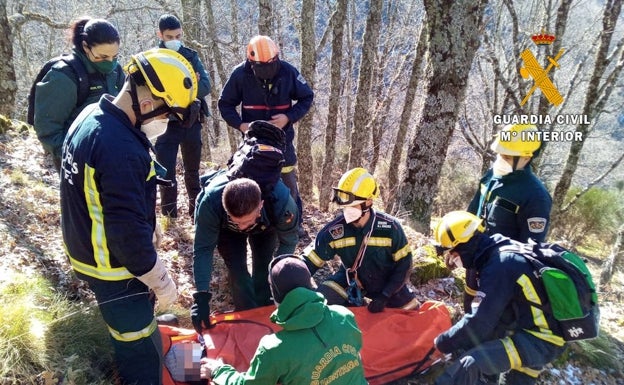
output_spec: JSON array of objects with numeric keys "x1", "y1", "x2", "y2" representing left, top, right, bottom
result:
[{"x1": 1, "y1": 120, "x2": 623, "y2": 384}]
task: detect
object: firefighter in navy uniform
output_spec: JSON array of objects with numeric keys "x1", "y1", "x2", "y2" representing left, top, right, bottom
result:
[
  {"x1": 218, "y1": 35, "x2": 314, "y2": 236},
  {"x1": 463, "y1": 124, "x2": 552, "y2": 314},
  {"x1": 60, "y1": 49, "x2": 198, "y2": 384},
  {"x1": 433, "y1": 211, "x2": 566, "y2": 385},
  {"x1": 303, "y1": 168, "x2": 420, "y2": 313}
]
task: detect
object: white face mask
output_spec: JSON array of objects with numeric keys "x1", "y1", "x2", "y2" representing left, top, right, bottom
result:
[
  {"x1": 141, "y1": 118, "x2": 169, "y2": 140},
  {"x1": 343, "y1": 205, "x2": 363, "y2": 224},
  {"x1": 163, "y1": 39, "x2": 182, "y2": 51},
  {"x1": 492, "y1": 154, "x2": 514, "y2": 176}
]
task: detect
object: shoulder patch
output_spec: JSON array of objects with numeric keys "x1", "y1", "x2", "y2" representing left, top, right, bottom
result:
[
  {"x1": 296, "y1": 73, "x2": 307, "y2": 84},
  {"x1": 328, "y1": 224, "x2": 344, "y2": 240},
  {"x1": 527, "y1": 217, "x2": 547, "y2": 233},
  {"x1": 375, "y1": 220, "x2": 392, "y2": 229}
]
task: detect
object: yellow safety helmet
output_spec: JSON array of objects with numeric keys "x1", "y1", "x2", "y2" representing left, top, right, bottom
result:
[
  {"x1": 491, "y1": 124, "x2": 541, "y2": 157},
  {"x1": 332, "y1": 168, "x2": 379, "y2": 206},
  {"x1": 247, "y1": 35, "x2": 280, "y2": 63},
  {"x1": 124, "y1": 48, "x2": 198, "y2": 119},
  {"x1": 434, "y1": 211, "x2": 485, "y2": 249}
]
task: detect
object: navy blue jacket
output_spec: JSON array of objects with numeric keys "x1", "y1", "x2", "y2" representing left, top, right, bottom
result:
[
  {"x1": 60, "y1": 96, "x2": 158, "y2": 281},
  {"x1": 304, "y1": 209, "x2": 413, "y2": 297},
  {"x1": 435, "y1": 234, "x2": 565, "y2": 354},
  {"x1": 218, "y1": 60, "x2": 314, "y2": 166}
]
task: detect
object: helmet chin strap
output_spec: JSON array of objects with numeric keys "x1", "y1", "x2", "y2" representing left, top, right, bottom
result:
[{"x1": 129, "y1": 77, "x2": 169, "y2": 129}]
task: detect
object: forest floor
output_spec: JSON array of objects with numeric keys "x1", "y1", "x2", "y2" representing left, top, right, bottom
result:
[{"x1": 1, "y1": 123, "x2": 624, "y2": 384}]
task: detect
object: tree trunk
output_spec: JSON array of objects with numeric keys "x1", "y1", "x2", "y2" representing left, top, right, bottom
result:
[
  {"x1": 347, "y1": 0, "x2": 382, "y2": 169},
  {"x1": 0, "y1": 0, "x2": 17, "y2": 117},
  {"x1": 551, "y1": 0, "x2": 623, "y2": 225},
  {"x1": 258, "y1": 0, "x2": 272, "y2": 36},
  {"x1": 319, "y1": 0, "x2": 348, "y2": 212},
  {"x1": 297, "y1": 0, "x2": 316, "y2": 201},
  {"x1": 600, "y1": 222, "x2": 624, "y2": 289},
  {"x1": 396, "y1": 0, "x2": 487, "y2": 234},
  {"x1": 180, "y1": 0, "x2": 200, "y2": 42},
  {"x1": 202, "y1": 0, "x2": 231, "y2": 157},
  {"x1": 385, "y1": 21, "x2": 428, "y2": 212},
  {"x1": 224, "y1": 2, "x2": 241, "y2": 155}
]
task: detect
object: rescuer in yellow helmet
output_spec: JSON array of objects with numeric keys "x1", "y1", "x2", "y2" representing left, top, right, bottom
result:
[{"x1": 302, "y1": 168, "x2": 420, "y2": 313}]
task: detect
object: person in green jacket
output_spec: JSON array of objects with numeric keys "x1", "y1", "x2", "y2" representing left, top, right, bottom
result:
[
  {"x1": 199, "y1": 254, "x2": 368, "y2": 385},
  {"x1": 34, "y1": 17, "x2": 125, "y2": 171}
]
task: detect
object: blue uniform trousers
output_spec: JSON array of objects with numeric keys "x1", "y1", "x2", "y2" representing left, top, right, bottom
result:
[
  {"x1": 434, "y1": 332, "x2": 565, "y2": 385},
  {"x1": 87, "y1": 278, "x2": 162, "y2": 385}
]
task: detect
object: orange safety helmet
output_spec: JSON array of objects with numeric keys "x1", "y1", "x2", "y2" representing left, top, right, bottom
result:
[{"x1": 246, "y1": 35, "x2": 280, "y2": 63}]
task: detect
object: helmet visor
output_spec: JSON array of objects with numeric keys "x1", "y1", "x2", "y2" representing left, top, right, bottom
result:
[{"x1": 332, "y1": 188, "x2": 367, "y2": 206}]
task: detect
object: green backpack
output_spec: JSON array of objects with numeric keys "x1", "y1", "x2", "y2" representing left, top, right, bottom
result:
[{"x1": 505, "y1": 241, "x2": 599, "y2": 341}]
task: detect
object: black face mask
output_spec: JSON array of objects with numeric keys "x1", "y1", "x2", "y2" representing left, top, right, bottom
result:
[{"x1": 252, "y1": 60, "x2": 281, "y2": 81}]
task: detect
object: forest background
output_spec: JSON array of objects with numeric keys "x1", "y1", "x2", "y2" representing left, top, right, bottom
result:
[{"x1": 0, "y1": 0, "x2": 623, "y2": 384}]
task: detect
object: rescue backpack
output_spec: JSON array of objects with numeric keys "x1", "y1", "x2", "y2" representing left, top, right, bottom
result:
[
  {"x1": 503, "y1": 241, "x2": 599, "y2": 341},
  {"x1": 199, "y1": 121, "x2": 285, "y2": 193},
  {"x1": 27, "y1": 53, "x2": 89, "y2": 125},
  {"x1": 226, "y1": 120, "x2": 286, "y2": 195}
]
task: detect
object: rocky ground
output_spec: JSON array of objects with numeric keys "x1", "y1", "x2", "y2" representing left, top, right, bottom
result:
[{"x1": 1, "y1": 122, "x2": 623, "y2": 384}]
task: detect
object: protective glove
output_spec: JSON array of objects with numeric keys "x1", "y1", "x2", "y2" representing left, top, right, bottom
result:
[
  {"x1": 136, "y1": 258, "x2": 177, "y2": 309},
  {"x1": 191, "y1": 291, "x2": 212, "y2": 334},
  {"x1": 367, "y1": 293, "x2": 389, "y2": 313}
]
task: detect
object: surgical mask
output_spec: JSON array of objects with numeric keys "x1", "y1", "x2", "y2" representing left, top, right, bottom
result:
[
  {"x1": 163, "y1": 39, "x2": 182, "y2": 51},
  {"x1": 343, "y1": 206, "x2": 363, "y2": 224},
  {"x1": 141, "y1": 118, "x2": 169, "y2": 140},
  {"x1": 91, "y1": 59, "x2": 118, "y2": 74},
  {"x1": 492, "y1": 155, "x2": 514, "y2": 176},
  {"x1": 252, "y1": 60, "x2": 281, "y2": 81}
]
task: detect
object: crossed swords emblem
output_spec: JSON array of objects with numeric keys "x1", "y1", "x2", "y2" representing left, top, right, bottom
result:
[{"x1": 519, "y1": 48, "x2": 565, "y2": 106}]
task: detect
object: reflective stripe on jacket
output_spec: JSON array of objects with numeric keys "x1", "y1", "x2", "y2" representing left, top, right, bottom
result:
[{"x1": 60, "y1": 96, "x2": 158, "y2": 281}]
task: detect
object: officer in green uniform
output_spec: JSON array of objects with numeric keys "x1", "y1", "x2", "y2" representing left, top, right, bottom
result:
[
  {"x1": 191, "y1": 175, "x2": 299, "y2": 323},
  {"x1": 199, "y1": 255, "x2": 368, "y2": 385},
  {"x1": 462, "y1": 124, "x2": 552, "y2": 313},
  {"x1": 304, "y1": 168, "x2": 420, "y2": 313}
]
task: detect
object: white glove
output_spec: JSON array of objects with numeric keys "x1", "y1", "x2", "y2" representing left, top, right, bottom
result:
[
  {"x1": 152, "y1": 221, "x2": 163, "y2": 249},
  {"x1": 137, "y1": 258, "x2": 177, "y2": 308}
]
